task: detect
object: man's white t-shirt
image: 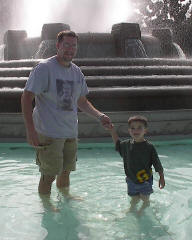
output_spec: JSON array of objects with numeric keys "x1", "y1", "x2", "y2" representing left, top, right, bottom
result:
[{"x1": 25, "y1": 56, "x2": 89, "y2": 138}]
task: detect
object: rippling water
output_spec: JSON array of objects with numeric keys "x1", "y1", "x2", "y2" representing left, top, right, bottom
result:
[{"x1": 0, "y1": 140, "x2": 192, "y2": 240}]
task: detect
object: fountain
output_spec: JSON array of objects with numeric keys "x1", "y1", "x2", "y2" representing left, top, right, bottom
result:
[
  {"x1": 0, "y1": 22, "x2": 192, "y2": 141},
  {"x1": 0, "y1": 44, "x2": 5, "y2": 61}
]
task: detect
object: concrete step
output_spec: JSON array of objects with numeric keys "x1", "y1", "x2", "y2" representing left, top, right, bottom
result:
[
  {"x1": 1, "y1": 58, "x2": 192, "y2": 68},
  {"x1": 1, "y1": 75, "x2": 192, "y2": 88},
  {"x1": 0, "y1": 85, "x2": 192, "y2": 112},
  {"x1": 81, "y1": 66, "x2": 192, "y2": 76},
  {"x1": 0, "y1": 59, "x2": 38, "y2": 68},
  {"x1": 88, "y1": 86, "x2": 192, "y2": 96},
  {"x1": 75, "y1": 58, "x2": 192, "y2": 66},
  {"x1": 1, "y1": 85, "x2": 191, "y2": 95},
  {"x1": 1, "y1": 66, "x2": 192, "y2": 77},
  {"x1": 87, "y1": 86, "x2": 192, "y2": 111},
  {"x1": 1, "y1": 110, "x2": 192, "y2": 139},
  {"x1": 86, "y1": 75, "x2": 192, "y2": 87},
  {"x1": 0, "y1": 77, "x2": 28, "y2": 88},
  {"x1": 0, "y1": 68, "x2": 31, "y2": 77}
]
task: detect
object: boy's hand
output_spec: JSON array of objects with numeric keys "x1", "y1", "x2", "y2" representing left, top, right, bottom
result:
[
  {"x1": 159, "y1": 176, "x2": 165, "y2": 189},
  {"x1": 107, "y1": 123, "x2": 119, "y2": 144},
  {"x1": 99, "y1": 114, "x2": 112, "y2": 129},
  {"x1": 105, "y1": 123, "x2": 114, "y2": 130}
]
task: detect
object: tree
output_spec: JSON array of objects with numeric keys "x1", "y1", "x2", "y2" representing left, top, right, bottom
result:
[
  {"x1": 131, "y1": 0, "x2": 192, "y2": 56},
  {"x1": 132, "y1": 0, "x2": 192, "y2": 30}
]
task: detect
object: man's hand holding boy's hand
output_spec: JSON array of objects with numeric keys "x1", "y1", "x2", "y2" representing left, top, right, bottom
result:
[
  {"x1": 99, "y1": 114, "x2": 111, "y2": 129},
  {"x1": 105, "y1": 123, "x2": 114, "y2": 131}
]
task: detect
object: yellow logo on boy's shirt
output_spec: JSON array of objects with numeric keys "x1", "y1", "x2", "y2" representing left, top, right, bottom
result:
[{"x1": 136, "y1": 169, "x2": 150, "y2": 183}]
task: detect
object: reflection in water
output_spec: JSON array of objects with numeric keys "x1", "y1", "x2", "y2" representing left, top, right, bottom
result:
[
  {"x1": 39, "y1": 190, "x2": 87, "y2": 240},
  {"x1": 114, "y1": 207, "x2": 173, "y2": 240},
  {"x1": 41, "y1": 204, "x2": 80, "y2": 240}
]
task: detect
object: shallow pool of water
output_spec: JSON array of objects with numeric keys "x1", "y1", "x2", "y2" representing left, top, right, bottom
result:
[{"x1": 0, "y1": 139, "x2": 192, "y2": 240}]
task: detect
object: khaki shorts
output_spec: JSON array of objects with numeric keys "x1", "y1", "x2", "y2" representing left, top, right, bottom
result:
[{"x1": 35, "y1": 133, "x2": 78, "y2": 176}]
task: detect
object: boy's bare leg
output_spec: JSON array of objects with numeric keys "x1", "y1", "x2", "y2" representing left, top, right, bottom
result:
[
  {"x1": 129, "y1": 195, "x2": 140, "y2": 212},
  {"x1": 137, "y1": 194, "x2": 150, "y2": 216}
]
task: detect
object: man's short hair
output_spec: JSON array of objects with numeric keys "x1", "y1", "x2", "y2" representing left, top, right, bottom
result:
[
  {"x1": 57, "y1": 30, "x2": 78, "y2": 43},
  {"x1": 128, "y1": 115, "x2": 148, "y2": 128}
]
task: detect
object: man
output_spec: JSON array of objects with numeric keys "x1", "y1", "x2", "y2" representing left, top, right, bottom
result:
[{"x1": 21, "y1": 30, "x2": 111, "y2": 195}]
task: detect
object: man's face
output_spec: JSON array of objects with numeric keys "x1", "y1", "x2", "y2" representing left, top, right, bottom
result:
[
  {"x1": 128, "y1": 121, "x2": 146, "y2": 141},
  {"x1": 57, "y1": 36, "x2": 77, "y2": 62}
]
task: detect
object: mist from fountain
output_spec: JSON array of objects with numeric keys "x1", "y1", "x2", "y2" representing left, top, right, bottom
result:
[
  {"x1": 173, "y1": 42, "x2": 186, "y2": 59},
  {"x1": 19, "y1": 0, "x2": 133, "y2": 37},
  {"x1": 125, "y1": 39, "x2": 148, "y2": 58},
  {"x1": 0, "y1": 44, "x2": 5, "y2": 61}
]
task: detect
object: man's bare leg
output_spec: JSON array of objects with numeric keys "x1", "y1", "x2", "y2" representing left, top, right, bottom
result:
[
  {"x1": 56, "y1": 170, "x2": 83, "y2": 200},
  {"x1": 56, "y1": 170, "x2": 70, "y2": 188},
  {"x1": 38, "y1": 174, "x2": 59, "y2": 212},
  {"x1": 38, "y1": 174, "x2": 55, "y2": 194},
  {"x1": 39, "y1": 193, "x2": 60, "y2": 212},
  {"x1": 56, "y1": 170, "x2": 71, "y2": 197}
]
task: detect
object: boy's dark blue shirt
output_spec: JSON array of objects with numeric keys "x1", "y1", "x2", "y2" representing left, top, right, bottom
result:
[{"x1": 116, "y1": 139, "x2": 163, "y2": 184}]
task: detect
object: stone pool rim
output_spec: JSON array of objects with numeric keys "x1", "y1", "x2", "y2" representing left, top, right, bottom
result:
[{"x1": 0, "y1": 109, "x2": 192, "y2": 143}]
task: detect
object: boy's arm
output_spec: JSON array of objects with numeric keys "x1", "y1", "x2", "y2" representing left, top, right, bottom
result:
[
  {"x1": 158, "y1": 171, "x2": 165, "y2": 189},
  {"x1": 108, "y1": 124, "x2": 124, "y2": 157},
  {"x1": 108, "y1": 124, "x2": 119, "y2": 145},
  {"x1": 150, "y1": 145, "x2": 165, "y2": 189}
]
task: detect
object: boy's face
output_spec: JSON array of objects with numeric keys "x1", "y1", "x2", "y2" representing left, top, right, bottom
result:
[{"x1": 128, "y1": 121, "x2": 146, "y2": 142}]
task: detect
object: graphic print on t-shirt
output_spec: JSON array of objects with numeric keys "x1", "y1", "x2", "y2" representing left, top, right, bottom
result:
[{"x1": 56, "y1": 79, "x2": 73, "y2": 111}]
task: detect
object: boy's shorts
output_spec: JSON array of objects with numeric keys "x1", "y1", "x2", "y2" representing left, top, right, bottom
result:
[
  {"x1": 126, "y1": 176, "x2": 153, "y2": 196},
  {"x1": 35, "y1": 133, "x2": 77, "y2": 176}
]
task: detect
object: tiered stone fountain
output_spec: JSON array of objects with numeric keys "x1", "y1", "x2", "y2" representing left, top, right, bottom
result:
[{"x1": 0, "y1": 23, "x2": 192, "y2": 141}]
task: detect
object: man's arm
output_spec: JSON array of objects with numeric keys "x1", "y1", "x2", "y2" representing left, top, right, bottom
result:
[
  {"x1": 77, "y1": 96, "x2": 111, "y2": 128},
  {"x1": 21, "y1": 90, "x2": 39, "y2": 146}
]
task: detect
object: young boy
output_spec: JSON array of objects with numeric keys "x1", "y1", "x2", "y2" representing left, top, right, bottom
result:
[{"x1": 108, "y1": 115, "x2": 165, "y2": 215}]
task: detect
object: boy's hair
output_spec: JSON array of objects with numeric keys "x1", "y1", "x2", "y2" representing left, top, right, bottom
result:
[
  {"x1": 128, "y1": 115, "x2": 148, "y2": 128},
  {"x1": 57, "y1": 30, "x2": 78, "y2": 43}
]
